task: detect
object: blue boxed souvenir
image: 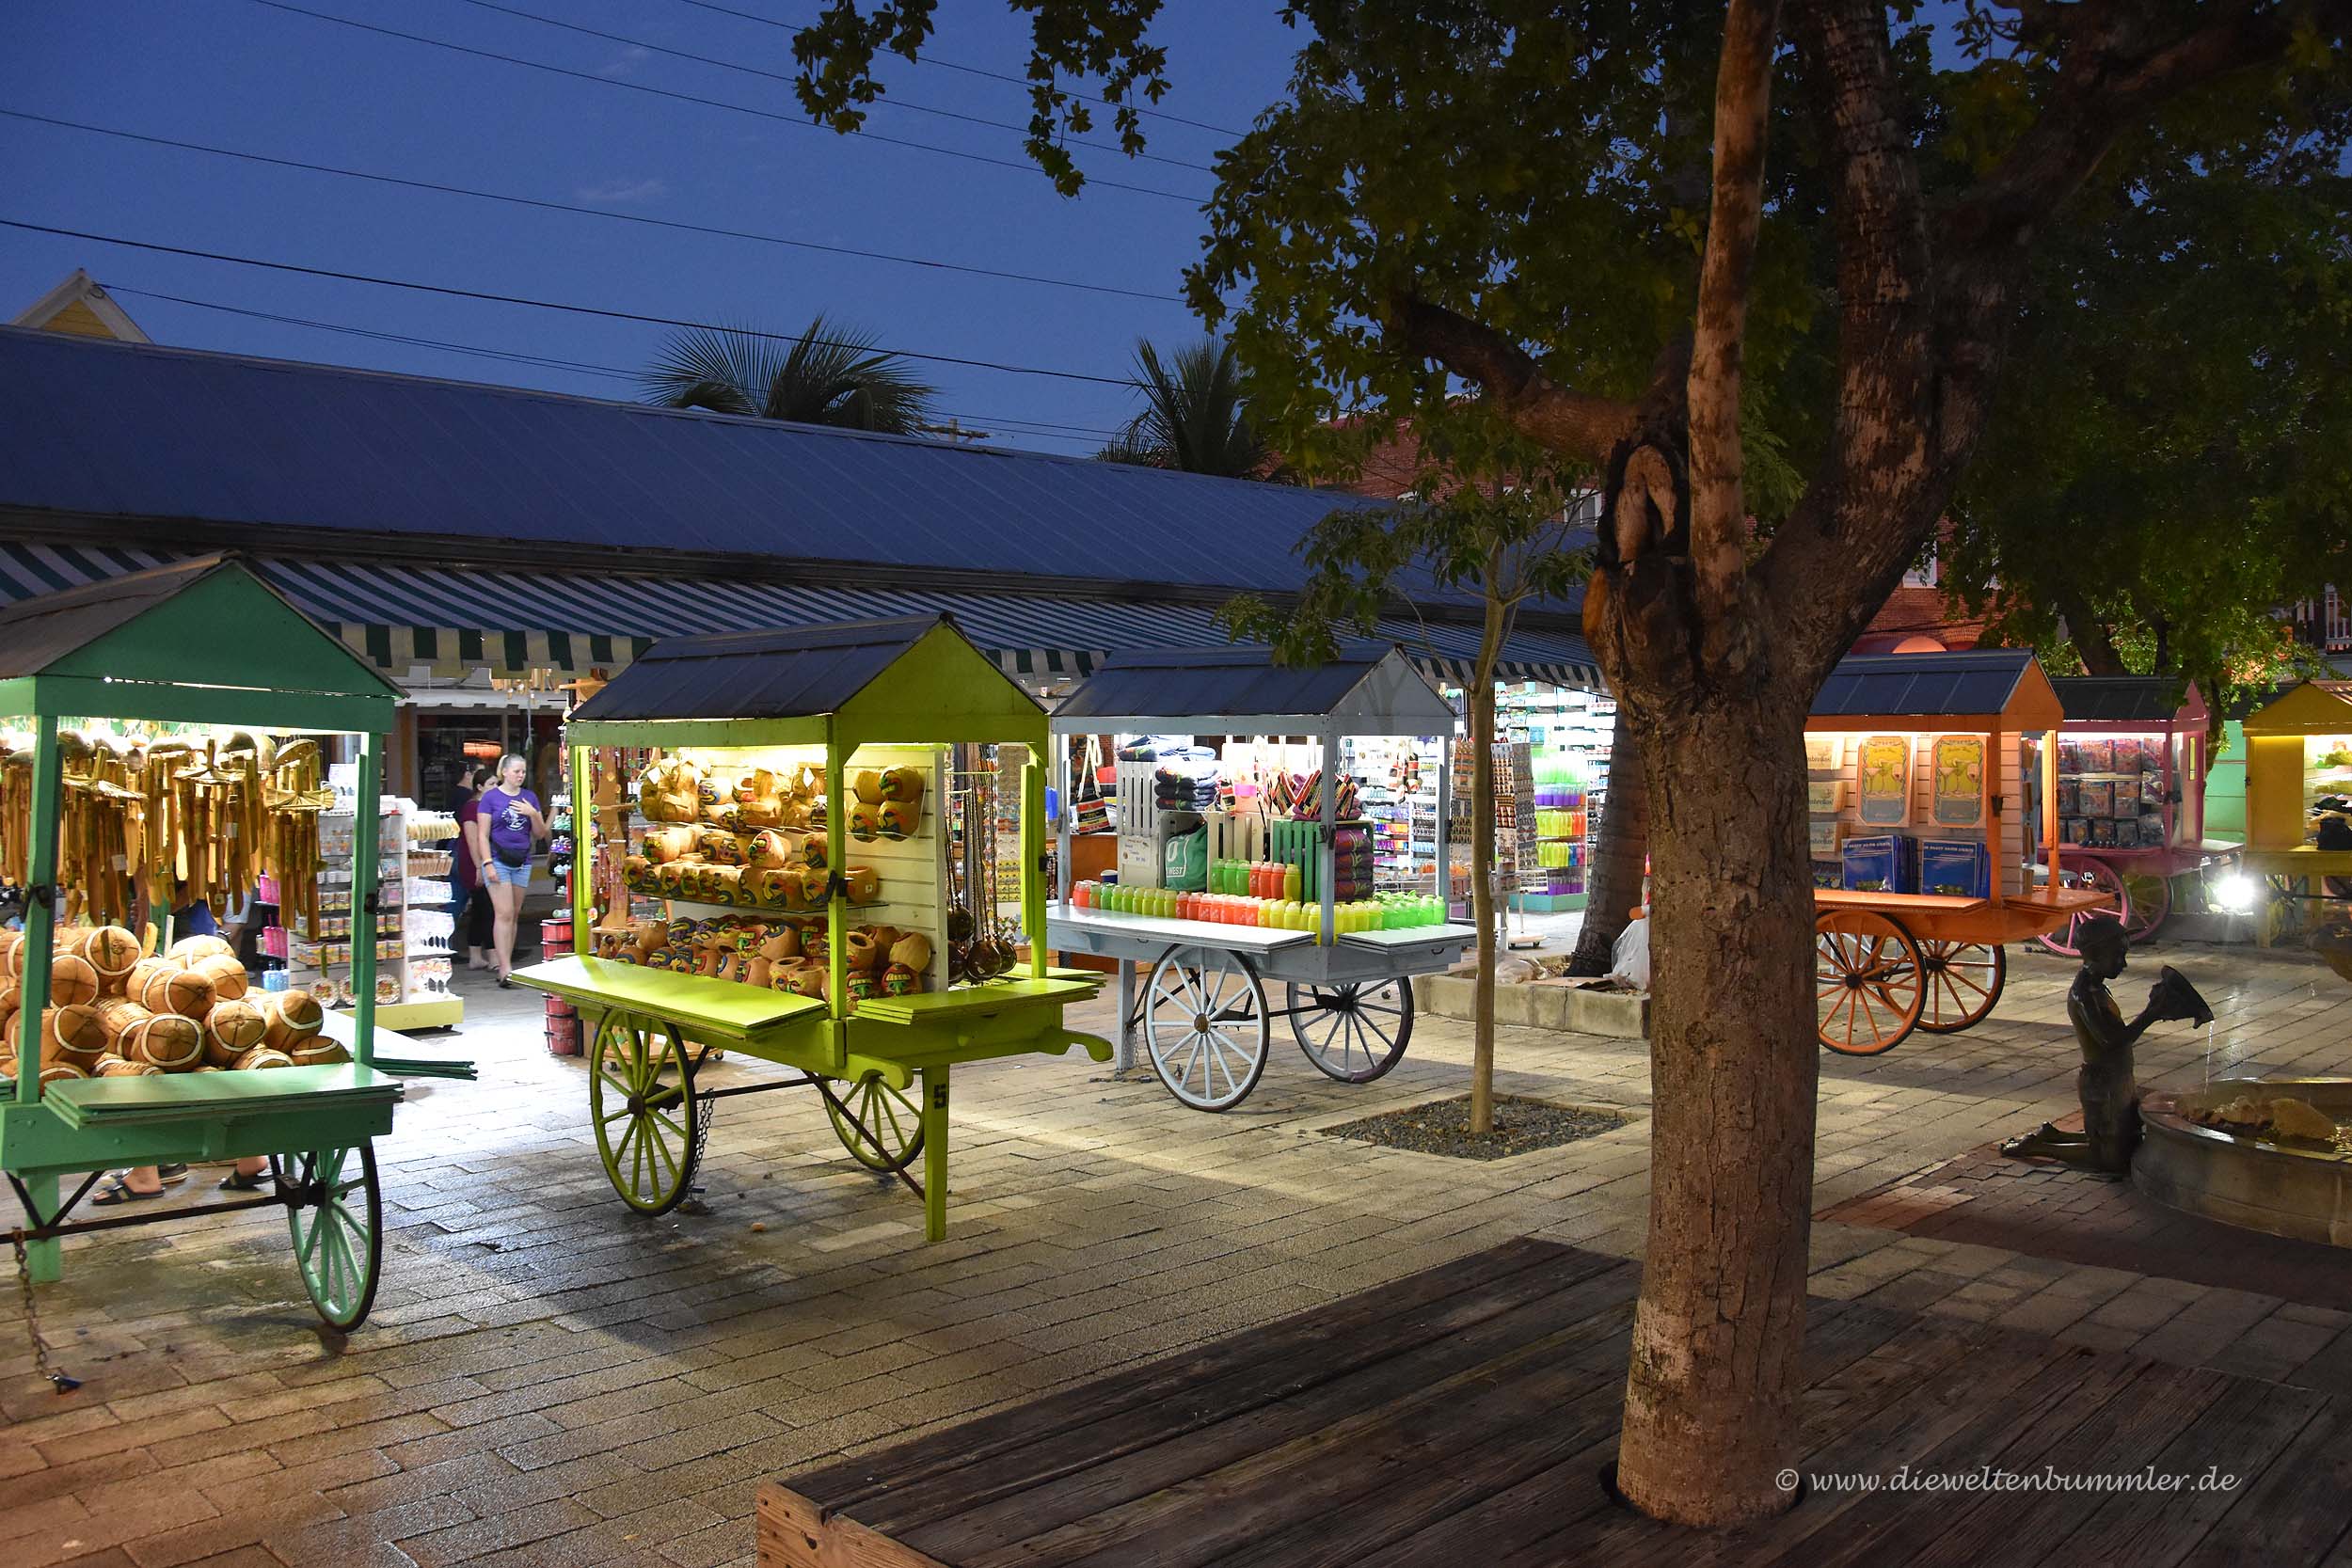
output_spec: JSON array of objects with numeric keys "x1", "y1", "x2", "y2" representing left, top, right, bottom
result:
[
  {"x1": 1841, "y1": 833, "x2": 1919, "y2": 895},
  {"x1": 1920, "y1": 838, "x2": 1992, "y2": 899}
]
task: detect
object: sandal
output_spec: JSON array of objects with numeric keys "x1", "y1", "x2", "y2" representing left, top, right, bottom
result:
[
  {"x1": 92, "y1": 1178, "x2": 167, "y2": 1207},
  {"x1": 219, "y1": 1168, "x2": 277, "y2": 1193}
]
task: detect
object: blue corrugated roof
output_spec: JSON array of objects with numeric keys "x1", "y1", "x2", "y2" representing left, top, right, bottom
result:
[
  {"x1": 1055, "y1": 641, "x2": 1458, "y2": 729},
  {"x1": 571, "y1": 614, "x2": 975, "y2": 722},
  {"x1": 0, "y1": 325, "x2": 1406, "y2": 595},
  {"x1": 1813, "y1": 650, "x2": 2039, "y2": 719}
]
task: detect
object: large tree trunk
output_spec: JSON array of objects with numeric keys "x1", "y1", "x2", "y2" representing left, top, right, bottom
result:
[
  {"x1": 1465, "y1": 598, "x2": 1505, "y2": 1135},
  {"x1": 1566, "y1": 705, "x2": 1648, "y2": 975},
  {"x1": 1614, "y1": 689, "x2": 1819, "y2": 1523}
]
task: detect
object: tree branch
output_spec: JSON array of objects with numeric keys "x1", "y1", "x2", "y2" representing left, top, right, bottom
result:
[
  {"x1": 1384, "y1": 294, "x2": 1642, "y2": 465},
  {"x1": 1687, "y1": 0, "x2": 1783, "y2": 626}
]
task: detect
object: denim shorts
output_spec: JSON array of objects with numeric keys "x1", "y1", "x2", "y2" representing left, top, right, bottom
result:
[{"x1": 489, "y1": 857, "x2": 533, "y2": 891}]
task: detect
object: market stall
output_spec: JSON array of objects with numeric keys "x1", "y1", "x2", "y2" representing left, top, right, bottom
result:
[
  {"x1": 1806, "y1": 650, "x2": 2108, "y2": 1056},
  {"x1": 2237, "y1": 679, "x2": 2352, "y2": 948},
  {"x1": 513, "y1": 615, "x2": 1108, "y2": 1243},
  {"x1": 0, "y1": 557, "x2": 421, "y2": 1333},
  {"x1": 1047, "y1": 643, "x2": 1477, "y2": 1111},
  {"x1": 2036, "y1": 676, "x2": 2240, "y2": 952}
]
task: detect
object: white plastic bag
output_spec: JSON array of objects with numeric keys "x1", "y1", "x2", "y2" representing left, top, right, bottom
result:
[{"x1": 1608, "y1": 915, "x2": 1651, "y2": 990}]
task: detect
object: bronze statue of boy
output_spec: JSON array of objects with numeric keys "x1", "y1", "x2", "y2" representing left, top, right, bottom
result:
[{"x1": 2001, "y1": 916, "x2": 2212, "y2": 1174}]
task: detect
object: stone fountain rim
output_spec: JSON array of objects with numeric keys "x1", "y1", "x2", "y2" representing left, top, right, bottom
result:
[{"x1": 2140, "y1": 1078, "x2": 2352, "y2": 1167}]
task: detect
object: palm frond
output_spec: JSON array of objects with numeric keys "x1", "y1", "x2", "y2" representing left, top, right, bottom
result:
[{"x1": 640, "y1": 317, "x2": 936, "y2": 434}]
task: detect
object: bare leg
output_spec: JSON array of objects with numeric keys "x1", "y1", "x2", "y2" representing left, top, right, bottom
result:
[{"x1": 491, "y1": 881, "x2": 520, "y2": 978}]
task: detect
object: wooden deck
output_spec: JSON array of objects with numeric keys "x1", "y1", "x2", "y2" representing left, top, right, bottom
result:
[{"x1": 758, "y1": 1237, "x2": 2352, "y2": 1568}]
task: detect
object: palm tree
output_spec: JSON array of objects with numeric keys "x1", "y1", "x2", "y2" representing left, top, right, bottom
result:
[
  {"x1": 1098, "y1": 337, "x2": 1276, "y2": 478},
  {"x1": 640, "y1": 318, "x2": 935, "y2": 434}
]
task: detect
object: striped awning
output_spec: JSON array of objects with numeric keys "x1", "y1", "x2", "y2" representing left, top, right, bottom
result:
[{"x1": 0, "y1": 542, "x2": 1602, "y2": 691}]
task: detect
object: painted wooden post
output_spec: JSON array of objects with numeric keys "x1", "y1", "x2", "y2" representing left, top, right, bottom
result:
[
  {"x1": 1022, "y1": 752, "x2": 1044, "y2": 981},
  {"x1": 17, "y1": 715, "x2": 61, "y2": 1279},
  {"x1": 569, "y1": 743, "x2": 592, "y2": 954},
  {"x1": 921, "y1": 1064, "x2": 949, "y2": 1243},
  {"x1": 351, "y1": 730, "x2": 382, "y2": 1063},
  {"x1": 1983, "y1": 724, "x2": 2003, "y2": 906},
  {"x1": 825, "y1": 736, "x2": 849, "y2": 1074},
  {"x1": 1317, "y1": 726, "x2": 1339, "y2": 944}
]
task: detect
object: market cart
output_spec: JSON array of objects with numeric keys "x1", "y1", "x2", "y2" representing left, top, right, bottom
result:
[
  {"x1": 1806, "y1": 651, "x2": 2108, "y2": 1056},
  {"x1": 513, "y1": 615, "x2": 1108, "y2": 1243},
  {"x1": 1046, "y1": 643, "x2": 1476, "y2": 1111},
  {"x1": 0, "y1": 557, "x2": 423, "y2": 1333},
  {"x1": 2033, "y1": 676, "x2": 2241, "y2": 953},
  {"x1": 2236, "y1": 679, "x2": 2352, "y2": 949}
]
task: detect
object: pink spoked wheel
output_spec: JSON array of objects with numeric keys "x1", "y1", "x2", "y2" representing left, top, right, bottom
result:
[{"x1": 2037, "y1": 858, "x2": 2129, "y2": 958}]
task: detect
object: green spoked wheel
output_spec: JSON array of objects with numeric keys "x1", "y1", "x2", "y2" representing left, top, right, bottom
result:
[
  {"x1": 273, "y1": 1144, "x2": 381, "y2": 1332},
  {"x1": 589, "y1": 1012, "x2": 705, "y2": 1215},
  {"x1": 822, "y1": 1070, "x2": 925, "y2": 1174}
]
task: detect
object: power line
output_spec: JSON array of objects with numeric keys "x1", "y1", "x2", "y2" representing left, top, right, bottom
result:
[
  {"x1": 1, "y1": 217, "x2": 1144, "y2": 388},
  {"x1": 0, "y1": 109, "x2": 1183, "y2": 306},
  {"x1": 449, "y1": 0, "x2": 1214, "y2": 174},
  {"x1": 667, "y1": 0, "x2": 1245, "y2": 139},
  {"x1": 101, "y1": 284, "x2": 1128, "y2": 443},
  {"x1": 242, "y1": 0, "x2": 1208, "y2": 204}
]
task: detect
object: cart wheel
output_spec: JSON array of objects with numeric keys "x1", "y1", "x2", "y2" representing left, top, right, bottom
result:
[
  {"x1": 2119, "y1": 869, "x2": 2171, "y2": 943},
  {"x1": 1915, "y1": 941, "x2": 2006, "y2": 1034},
  {"x1": 2036, "y1": 858, "x2": 2129, "y2": 957},
  {"x1": 589, "y1": 1012, "x2": 704, "y2": 1215},
  {"x1": 1286, "y1": 977, "x2": 1413, "y2": 1083},
  {"x1": 274, "y1": 1144, "x2": 381, "y2": 1332},
  {"x1": 1145, "y1": 950, "x2": 1269, "y2": 1111},
  {"x1": 823, "y1": 1070, "x2": 925, "y2": 1174},
  {"x1": 1816, "y1": 911, "x2": 1923, "y2": 1056}
]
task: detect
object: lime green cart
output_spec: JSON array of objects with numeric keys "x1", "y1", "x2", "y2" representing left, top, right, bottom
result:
[
  {"x1": 514, "y1": 615, "x2": 1108, "y2": 1243},
  {"x1": 0, "y1": 556, "x2": 443, "y2": 1339}
]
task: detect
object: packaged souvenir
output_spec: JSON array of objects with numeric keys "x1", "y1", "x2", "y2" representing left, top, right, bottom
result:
[
  {"x1": 2077, "y1": 781, "x2": 2115, "y2": 818},
  {"x1": 2081, "y1": 738, "x2": 2115, "y2": 774},
  {"x1": 2110, "y1": 777, "x2": 2140, "y2": 818},
  {"x1": 2057, "y1": 739, "x2": 2084, "y2": 776},
  {"x1": 2109, "y1": 736, "x2": 2143, "y2": 773},
  {"x1": 2087, "y1": 817, "x2": 2118, "y2": 847},
  {"x1": 2057, "y1": 779, "x2": 2080, "y2": 816},
  {"x1": 1840, "y1": 834, "x2": 1919, "y2": 895},
  {"x1": 1919, "y1": 839, "x2": 1992, "y2": 900},
  {"x1": 2113, "y1": 816, "x2": 2140, "y2": 848}
]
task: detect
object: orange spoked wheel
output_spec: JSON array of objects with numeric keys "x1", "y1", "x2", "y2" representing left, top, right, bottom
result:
[
  {"x1": 1915, "y1": 940, "x2": 2006, "y2": 1035},
  {"x1": 1816, "y1": 911, "x2": 1924, "y2": 1056}
]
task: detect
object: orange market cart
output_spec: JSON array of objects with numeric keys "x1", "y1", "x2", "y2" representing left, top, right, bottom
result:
[
  {"x1": 1806, "y1": 651, "x2": 2107, "y2": 1055},
  {"x1": 2035, "y1": 676, "x2": 2241, "y2": 953},
  {"x1": 2236, "y1": 679, "x2": 2352, "y2": 948}
]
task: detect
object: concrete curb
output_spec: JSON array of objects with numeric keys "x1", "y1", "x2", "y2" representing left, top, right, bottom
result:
[{"x1": 1414, "y1": 974, "x2": 1651, "y2": 1038}]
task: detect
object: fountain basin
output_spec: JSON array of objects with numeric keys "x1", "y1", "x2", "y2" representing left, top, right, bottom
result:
[{"x1": 2136, "y1": 1079, "x2": 2352, "y2": 1249}]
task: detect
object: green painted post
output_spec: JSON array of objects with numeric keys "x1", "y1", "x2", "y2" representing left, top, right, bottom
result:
[
  {"x1": 1022, "y1": 753, "x2": 1044, "y2": 980},
  {"x1": 569, "y1": 743, "x2": 592, "y2": 952},
  {"x1": 921, "y1": 1064, "x2": 948, "y2": 1243},
  {"x1": 825, "y1": 736, "x2": 849, "y2": 1073},
  {"x1": 351, "y1": 730, "x2": 382, "y2": 1064},
  {"x1": 16, "y1": 715, "x2": 59, "y2": 1104}
]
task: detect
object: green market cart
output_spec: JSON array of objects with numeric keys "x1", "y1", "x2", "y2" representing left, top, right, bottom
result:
[
  {"x1": 1045, "y1": 643, "x2": 1476, "y2": 1112},
  {"x1": 514, "y1": 615, "x2": 1108, "y2": 1243},
  {"x1": 0, "y1": 556, "x2": 430, "y2": 1338}
]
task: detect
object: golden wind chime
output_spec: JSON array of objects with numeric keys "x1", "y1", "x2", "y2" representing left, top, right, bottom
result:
[{"x1": 0, "y1": 730, "x2": 336, "y2": 930}]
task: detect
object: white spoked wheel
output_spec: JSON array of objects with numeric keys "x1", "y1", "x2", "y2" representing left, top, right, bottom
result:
[
  {"x1": 1286, "y1": 977, "x2": 1414, "y2": 1083},
  {"x1": 1144, "y1": 949, "x2": 1269, "y2": 1112}
]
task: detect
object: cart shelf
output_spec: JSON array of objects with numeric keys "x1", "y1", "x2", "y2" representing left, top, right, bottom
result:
[
  {"x1": 850, "y1": 976, "x2": 1102, "y2": 1027},
  {"x1": 34, "y1": 1064, "x2": 405, "y2": 1131},
  {"x1": 1337, "y1": 923, "x2": 1480, "y2": 951},
  {"x1": 1051, "y1": 907, "x2": 1317, "y2": 955},
  {"x1": 521, "y1": 954, "x2": 825, "y2": 1043}
]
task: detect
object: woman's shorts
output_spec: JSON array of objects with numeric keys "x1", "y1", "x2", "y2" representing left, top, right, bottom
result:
[{"x1": 491, "y1": 857, "x2": 533, "y2": 891}]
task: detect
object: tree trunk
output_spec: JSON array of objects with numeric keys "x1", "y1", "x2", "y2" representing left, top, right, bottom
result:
[
  {"x1": 1566, "y1": 705, "x2": 1648, "y2": 975},
  {"x1": 1615, "y1": 689, "x2": 1819, "y2": 1525},
  {"x1": 1466, "y1": 598, "x2": 1505, "y2": 1136}
]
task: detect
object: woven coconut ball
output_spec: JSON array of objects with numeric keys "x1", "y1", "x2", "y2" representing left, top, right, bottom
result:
[
  {"x1": 202, "y1": 998, "x2": 269, "y2": 1067},
  {"x1": 95, "y1": 1054, "x2": 159, "y2": 1077},
  {"x1": 82, "y1": 927, "x2": 143, "y2": 993},
  {"x1": 139, "y1": 964, "x2": 215, "y2": 1022},
  {"x1": 93, "y1": 996, "x2": 151, "y2": 1048},
  {"x1": 0, "y1": 930, "x2": 20, "y2": 976},
  {"x1": 231, "y1": 1045, "x2": 293, "y2": 1071},
  {"x1": 120, "y1": 1011, "x2": 204, "y2": 1072},
  {"x1": 42, "y1": 1005, "x2": 109, "y2": 1070},
  {"x1": 36, "y1": 1061, "x2": 88, "y2": 1085},
  {"x1": 287, "y1": 1035, "x2": 351, "y2": 1068},
  {"x1": 167, "y1": 933, "x2": 235, "y2": 966},
  {"x1": 190, "y1": 954, "x2": 248, "y2": 1003},
  {"x1": 124, "y1": 957, "x2": 176, "y2": 1002},
  {"x1": 261, "y1": 991, "x2": 325, "y2": 1053},
  {"x1": 49, "y1": 951, "x2": 100, "y2": 1008}
]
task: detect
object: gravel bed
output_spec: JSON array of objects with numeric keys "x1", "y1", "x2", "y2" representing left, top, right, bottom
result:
[{"x1": 1318, "y1": 1094, "x2": 1631, "y2": 1161}]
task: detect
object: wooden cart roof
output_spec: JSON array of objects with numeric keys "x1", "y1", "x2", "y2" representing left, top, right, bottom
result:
[
  {"x1": 1049, "y1": 641, "x2": 1457, "y2": 736},
  {"x1": 2050, "y1": 675, "x2": 2205, "y2": 729},
  {"x1": 567, "y1": 612, "x2": 1045, "y2": 748},
  {"x1": 0, "y1": 552, "x2": 400, "y2": 729},
  {"x1": 2241, "y1": 679, "x2": 2352, "y2": 736},
  {"x1": 1809, "y1": 649, "x2": 2062, "y2": 732}
]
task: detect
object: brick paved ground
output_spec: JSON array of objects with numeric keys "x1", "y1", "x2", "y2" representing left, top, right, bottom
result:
[{"x1": 3, "y1": 941, "x2": 2347, "y2": 1568}]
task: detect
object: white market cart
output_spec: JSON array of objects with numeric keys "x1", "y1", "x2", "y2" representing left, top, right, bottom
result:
[{"x1": 1047, "y1": 643, "x2": 1477, "y2": 1111}]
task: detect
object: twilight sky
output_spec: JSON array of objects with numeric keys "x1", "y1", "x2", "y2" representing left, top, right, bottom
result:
[{"x1": 1, "y1": 0, "x2": 1305, "y2": 456}]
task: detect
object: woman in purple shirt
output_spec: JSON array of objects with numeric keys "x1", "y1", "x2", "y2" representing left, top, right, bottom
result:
[{"x1": 469, "y1": 752, "x2": 548, "y2": 987}]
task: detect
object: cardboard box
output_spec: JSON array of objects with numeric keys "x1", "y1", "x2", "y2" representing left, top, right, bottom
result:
[
  {"x1": 1920, "y1": 838, "x2": 1991, "y2": 899},
  {"x1": 1841, "y1": 834, "x2": 1920, "y2": 895}
]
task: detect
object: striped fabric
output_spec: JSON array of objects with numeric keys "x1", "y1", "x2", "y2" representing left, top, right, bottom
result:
[{"x1": 0, "y1": 542, "x2": 1601, "y2": 690}]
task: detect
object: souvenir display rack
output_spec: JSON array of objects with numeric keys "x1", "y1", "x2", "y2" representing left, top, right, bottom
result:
[
  {"x1": 2237, "y1": 680, "x2": 2352, "y2": 949},
  {"x1": 275, "y1": 797, "x2": 463, "y2": 1029},
  {"x1": 514, "y1": 615, "x2": 1108, "y2": 1244},
  {"x1": 1806, "y1": 650, "x2": 2107, "y2": 1057},
  {"x1": 2031, "y1": 677, "x2": 2241, "y2": 953},
  {"x1": 0, "y1": 556, "x2": 445, "y2": 1334},
  {"x1": 1047, "y1": 643, "x2": 1476, "y2": 1112},
  {"x1": 1499, "y1": 683, "x2": 1615, "y2": 911}
]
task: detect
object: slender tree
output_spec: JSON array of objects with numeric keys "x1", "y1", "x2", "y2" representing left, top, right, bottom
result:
[
  {"x1": 792, "y1": 0, "x2": 2352, "y2": 1524},
  {"x1": 1099, "y1": 337, "x2": 1276, "y2": 477},
  {"x1": 639, "y1": 318, "x2": 936, "y2": 433}
]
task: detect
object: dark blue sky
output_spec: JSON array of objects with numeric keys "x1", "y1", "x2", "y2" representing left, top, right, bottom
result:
[{"x1": 2, "y1": 1, "x2": 1304, "y2": 455}]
